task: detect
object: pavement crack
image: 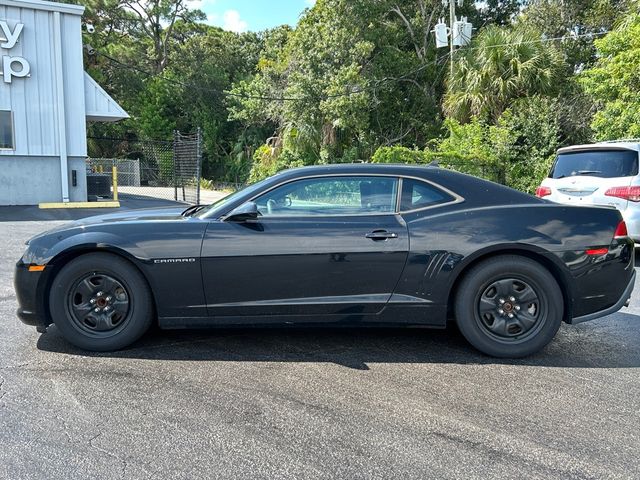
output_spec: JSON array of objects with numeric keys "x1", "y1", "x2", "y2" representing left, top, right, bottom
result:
[
  {"x1": 88, "y1": 432, "x2": 128, "y2": 477},
  {"x1": 87, "y1": 431, "x2": 155, "y2": 478},
  {"x1": 54, "y1": 414, "x2": 74, "y2": 444},
  {"x1": 0, "y1": 361, "x2": 39, "y2": 370}
]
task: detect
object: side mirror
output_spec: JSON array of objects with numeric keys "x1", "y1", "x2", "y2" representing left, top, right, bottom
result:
[{"x1": 225, "y1": 201, "x2": 259, "y2": 222}]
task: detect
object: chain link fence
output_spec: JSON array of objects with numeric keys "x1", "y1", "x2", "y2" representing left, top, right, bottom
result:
[
  {"x1": 87, "y1": 130, "x2": 203, "y2": 204},
  {"x1": 173, "y1": 130, "x2": 202, "y2": 204}
]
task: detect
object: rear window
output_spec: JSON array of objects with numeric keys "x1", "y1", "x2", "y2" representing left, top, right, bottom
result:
[
  {"x1": 400, "y1": 178, "x2": 454, "y2": 211},
  {"x1": 550, "y1": 149, "x2": 639, "y2": 179}
]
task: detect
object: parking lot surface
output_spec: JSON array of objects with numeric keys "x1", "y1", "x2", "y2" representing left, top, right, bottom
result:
[{"x1": 1, "y1": 209, "x2": 640, "y2": 479}]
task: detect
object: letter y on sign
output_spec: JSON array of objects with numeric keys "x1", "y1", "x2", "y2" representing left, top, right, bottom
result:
[{"x1": 0, "y1": 21, "x2": 24, "y2": 49}]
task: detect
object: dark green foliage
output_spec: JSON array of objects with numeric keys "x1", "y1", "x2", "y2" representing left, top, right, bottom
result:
[
  {"x1": 581, "y1": 11, "x2": 640, "y2": 140},
  {"x1": 371, "y1": 146, "x2": 428, "y2": 164}
]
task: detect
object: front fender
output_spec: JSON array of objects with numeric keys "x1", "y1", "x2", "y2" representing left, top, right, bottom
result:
[{"x1": 30, "y1": 231, "x2": 151, "y2": 266}]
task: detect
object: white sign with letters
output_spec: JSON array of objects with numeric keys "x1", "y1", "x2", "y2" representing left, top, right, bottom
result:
[{"x1": 0, "y1": 20, "x2": 30, "y2": 83}]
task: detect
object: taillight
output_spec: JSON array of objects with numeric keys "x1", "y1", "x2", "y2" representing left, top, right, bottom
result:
[
  {"x1": 605, "y1": 186, "x2": 640, "y2": 202},
  {"x1": 535, "y1": 186, "x2": 551, "y2": 198},
  {"x1": 614, "y1": 220, "x2": 628, "y2": 238}
]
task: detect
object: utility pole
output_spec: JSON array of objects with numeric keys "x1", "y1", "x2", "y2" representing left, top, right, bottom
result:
[
  {"x1": 449, "y1": 0, "x2": 456, "y2": 76},
  {"x1": 433, "y1": 1, "x2": 473, "y2": 76}
]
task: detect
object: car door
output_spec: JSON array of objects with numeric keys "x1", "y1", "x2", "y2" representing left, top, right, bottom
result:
[{"x1": 200, "y1": 175, "x2": 409, "y2": 319}]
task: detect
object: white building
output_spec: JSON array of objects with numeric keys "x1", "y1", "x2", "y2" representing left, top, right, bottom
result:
[{"x1": 0, "y1": 0, "x2": 128, "y2": 205}]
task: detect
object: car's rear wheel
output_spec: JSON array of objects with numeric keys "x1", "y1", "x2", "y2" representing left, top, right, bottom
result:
[
  {"x1": 49, "y1": 252, "x2": 153, "y2": 351},
  {"x1": 454, "y1": 255, "x2": 563, "y2": 358}
]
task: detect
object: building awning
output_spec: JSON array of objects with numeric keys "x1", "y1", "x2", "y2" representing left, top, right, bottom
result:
[{"x1": 84, "y1": 72, "x2": 129, "y2": 122}]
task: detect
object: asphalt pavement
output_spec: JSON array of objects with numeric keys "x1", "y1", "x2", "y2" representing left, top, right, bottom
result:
[{"x1": 1, "y1": 207, "x2": 640, "y2": 479}]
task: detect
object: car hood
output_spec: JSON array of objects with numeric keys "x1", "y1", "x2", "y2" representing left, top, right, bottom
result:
[
  {"x1": 27, "y1": 206, "x2": 189, "y2": 244},
  {"x1": 73, "y1": 206, "x2": 188, "y2": 225}
]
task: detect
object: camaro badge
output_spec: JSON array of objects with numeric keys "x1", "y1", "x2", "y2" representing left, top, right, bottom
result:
[{"x1": 153, "y1": 258, "x2": 196, "y2": 264}]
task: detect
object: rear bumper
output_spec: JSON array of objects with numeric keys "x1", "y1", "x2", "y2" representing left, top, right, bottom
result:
[
  {"x1": 14, "y1": 261, "x2": 47, "y2": 332},
  {"x1": 571, "y1": 270, "x2": 635, "y2": 324}
]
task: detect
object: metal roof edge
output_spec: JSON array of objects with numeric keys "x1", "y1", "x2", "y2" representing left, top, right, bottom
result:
[
  {"x1": 0, "y1": 0, "x2": 85, "y2": 16},
  {"x1": 84, "y1": 72, "x2": 129, "y2": 122}
]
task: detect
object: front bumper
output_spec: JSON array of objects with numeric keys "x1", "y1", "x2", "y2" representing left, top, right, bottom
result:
[
  {"x1": 14, "y1": 261, "x2": 47, "y2": 332},
  {"x1": 571, "y1": 270, "x2": 636, "y2": 324}
]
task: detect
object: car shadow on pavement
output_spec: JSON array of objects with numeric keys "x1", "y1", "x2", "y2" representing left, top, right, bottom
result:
[{"x1": 36, "y1": 314, "x2": 640, "y2": 369}]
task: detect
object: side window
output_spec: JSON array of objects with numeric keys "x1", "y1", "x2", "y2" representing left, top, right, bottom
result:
[
  {"x1": 400, "y1": 178, "x2": 454, "y2": 211},
  {"x1": 0, "y1": 111, "x2": 14, "y2": 150},
  {"x1": 255, "y1": 176, "x2": 398, "y2": 216}
]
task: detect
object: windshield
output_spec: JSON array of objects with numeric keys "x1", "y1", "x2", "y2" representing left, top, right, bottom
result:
[
  {"x1": 550, "y1": 149, "x2": 639, "y2": 179},
  {"x1": 195, "y1": 176, "x2": 275, "y2": 218}
]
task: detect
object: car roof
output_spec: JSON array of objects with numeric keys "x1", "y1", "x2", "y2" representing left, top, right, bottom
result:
[
  {"x1": 279, "y1": 163, "x2": 438, "y2": 176},
  {"x1": 271, "y1": 162, "x2": 540, "y2": 206},
  {"x1": 558, "y1": 141, "x2": 640, "y2": 154}
]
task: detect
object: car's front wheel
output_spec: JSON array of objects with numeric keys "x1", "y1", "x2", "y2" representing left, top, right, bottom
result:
[
  {"x1": 49, "y1": 252, "x2": 154, "y2": 351},
  {"x1": 454, "y1": 255, "x2": 563, "y2": 358}
]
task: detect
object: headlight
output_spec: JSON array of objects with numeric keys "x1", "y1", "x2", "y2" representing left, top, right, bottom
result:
[{"x1": 20, "y1": 246, "x2": 35, "y2": 265}]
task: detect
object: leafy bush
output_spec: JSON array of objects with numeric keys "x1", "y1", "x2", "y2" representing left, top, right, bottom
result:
[
  {"x1": 200, "y1": 178, "x2": 215, "y2": 191},
  {"x1": 501, "y1": 96, "x2": 560, "y2": 193},
  {"x1": 431, "y1": 118, "x2": 513, "y2": 184},
  {"x1": 200, "y1": 177, "x2": 238, "y2": 192},
  {"x1": 581, "y1": 13, "x2": 640, "y2": 140},
  {"x1": 371, "y1": 146, "x2": 428, "y2": 164},
  {"x1": 156, "y1": 151, "x2": 175, "y2": 186},
  {"x1": 248, "y1": 145, "x2": 306, "y2": 182},
  {"x1": 431, "y1": 98, "x2": 561, "y2": 193}
]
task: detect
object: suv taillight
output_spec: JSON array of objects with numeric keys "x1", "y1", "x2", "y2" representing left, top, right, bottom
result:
[
  {"x1": 614, "y1": 220, "x2": 628, "y2": 238},
  {"x1": 605, "y1": 186, "x2": 640, "y2": 202},
  {"x1": 535, "y1": 186, "x2": 551, "y2": 198}
]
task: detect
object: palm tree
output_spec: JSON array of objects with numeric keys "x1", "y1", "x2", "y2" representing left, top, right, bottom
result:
[{"x1": 444, "y1": 26, "x2": 565, "y2": 123}]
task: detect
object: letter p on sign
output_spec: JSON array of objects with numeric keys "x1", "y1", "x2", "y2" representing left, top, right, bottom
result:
[{"x1": 2, "y1": 55, "x2": 30, "y2": 83}]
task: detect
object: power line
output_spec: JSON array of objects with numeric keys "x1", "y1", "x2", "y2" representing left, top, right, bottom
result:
[{"x1": 463, "y1": 30, "x2": 609, "y2": 51}]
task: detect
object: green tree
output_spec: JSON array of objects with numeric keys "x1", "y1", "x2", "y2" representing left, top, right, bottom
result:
[
  {"x1": 521, "y1": 0, "x2": 632, "y2": 70},
  {"x1": 230, "y1": 0, "x2": 451, "y2": 171},
  {"x1": 444, "y1": 25, "x2": 565, "y2": 123},
  {"x1": 83, "y1": 0, "x2": 205, "y2": 72},
  {"x1": 474, "y1": 0, "x2": 524, "y2": 27},
  {"x1": 164, "y1": 27, "x2": 267, "y2": 178},
  {"x1": 581, "y1": 12, "x2": 640, "y2": 140},
  {"x1": 137, "y1": 76, "x2": 178, "y2": 139},
  {"x1": 500, "y1": 96, "x2": 561, "y2": 192},
  {"x1": 433, "y1": 96, "x2": 562, "y2": 192}
]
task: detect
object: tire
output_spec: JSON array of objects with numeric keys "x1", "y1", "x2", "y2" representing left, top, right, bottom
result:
[
  {"x1": 49, "y1": 252, "x2": 154, "y2": 351},
  {"x1": 454, "y1": 255, "x2": 563, "y2": 358}
]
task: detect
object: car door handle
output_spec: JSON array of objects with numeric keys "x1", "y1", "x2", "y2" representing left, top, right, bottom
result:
[{"x1": 365, "y1": 230, "x2": 398, "y2": 240}]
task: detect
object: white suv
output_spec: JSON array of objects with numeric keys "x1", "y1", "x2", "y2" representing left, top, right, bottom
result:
[{"x1": 536, "y1": 141, "x2": 640, "y2": 241}]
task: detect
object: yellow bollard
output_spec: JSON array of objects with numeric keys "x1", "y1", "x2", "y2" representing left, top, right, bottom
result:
[{"x1": 112, "y1": 166, "x2": 119, "y2": 201}]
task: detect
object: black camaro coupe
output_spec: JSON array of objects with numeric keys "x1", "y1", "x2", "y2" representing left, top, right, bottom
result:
[{"x1": 15, "y1": 164, "x2": 635, "y2": 357}]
